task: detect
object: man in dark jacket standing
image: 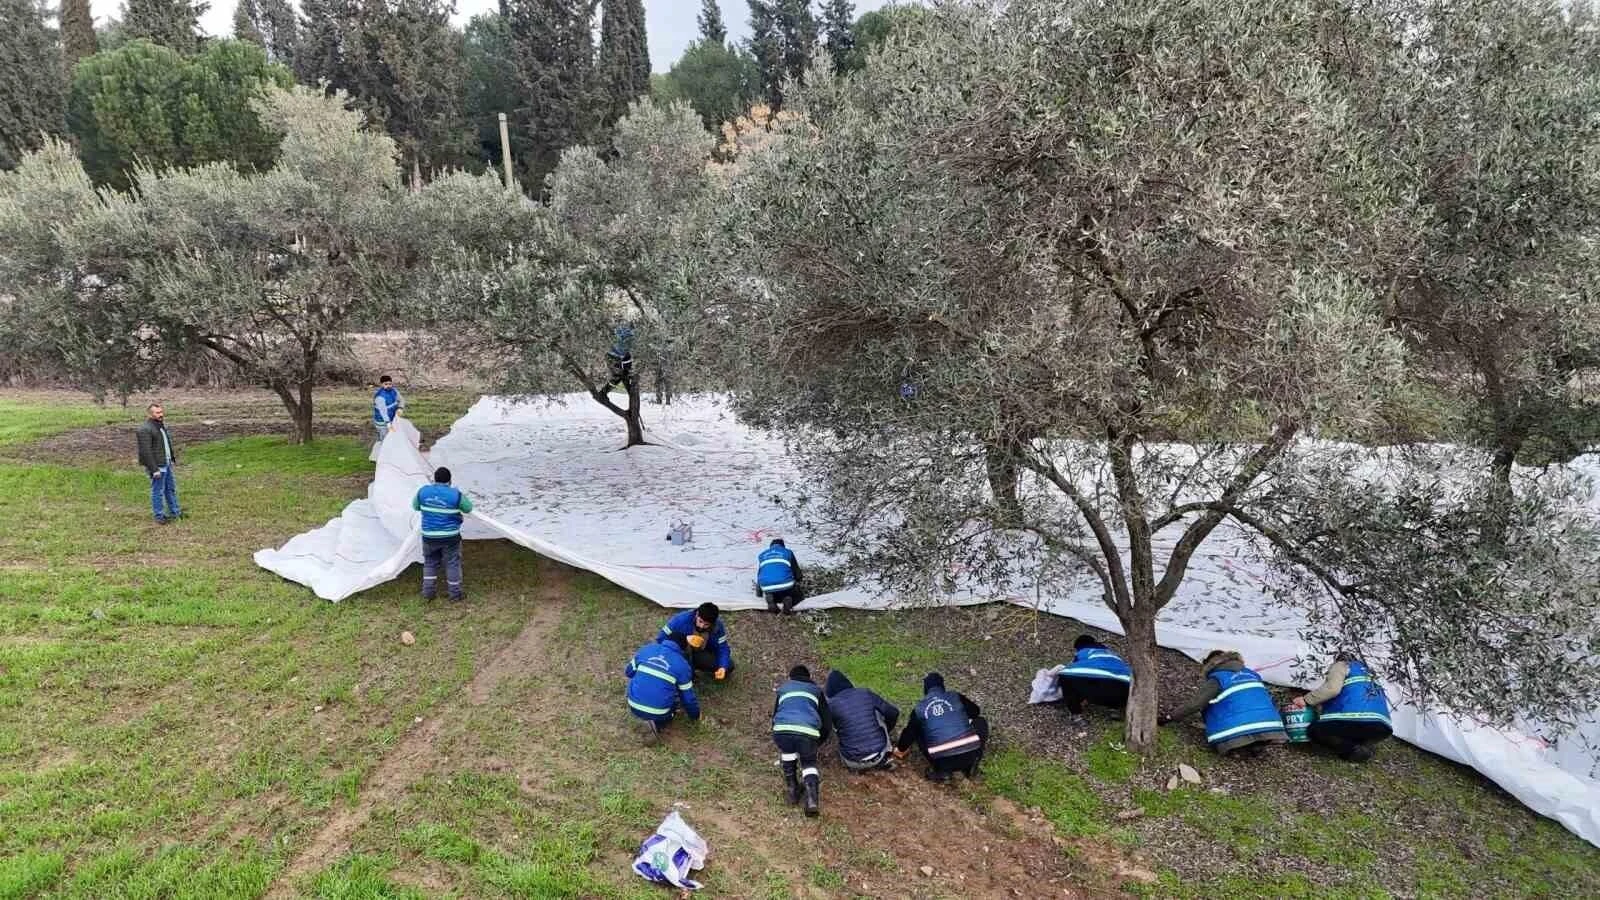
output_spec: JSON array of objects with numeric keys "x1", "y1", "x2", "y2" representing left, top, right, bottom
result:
[
  {"x1": 894, "y1": 672, "x2": 989, "y2": 782},
  {"x1": 136, "y1": 404, "x2": 181, "y2": 524},
  {"x1": 824, "y1": 670, "x2": 899, "y2": 771}
]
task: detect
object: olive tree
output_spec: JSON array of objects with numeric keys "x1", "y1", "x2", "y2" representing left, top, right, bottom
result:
[
  {"x1": 1383, "y1": 0, "x2": 1600, "y2": 502},
  {"x1": 437, "y1": 98, "x2": 721, "y2": 447},
  {"x1": 0, "y1": 86, "x2": 518, "y2": 441},
  {"x1": 722, "y1": 0, "x2": 1600, "y2": 750}
]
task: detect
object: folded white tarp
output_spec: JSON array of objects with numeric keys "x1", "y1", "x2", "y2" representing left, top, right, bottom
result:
[{"x1": 255, "y1": 395, "x2": 1600, "y2": 848}]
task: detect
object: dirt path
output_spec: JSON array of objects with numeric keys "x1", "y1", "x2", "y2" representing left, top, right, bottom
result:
[{"x1": 265, "y1": 569, "x2": 572, "y2": 896}]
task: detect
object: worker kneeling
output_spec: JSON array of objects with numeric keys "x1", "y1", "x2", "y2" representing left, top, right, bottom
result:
[
  {"x1": 1290, "y1": 653, "x2": 1392, "y2": 762},
  {"x1": 894, "y1": 672, "x2": 988, "y2": 782},
  {"x1": 660, "y1": 603, "x2": 733, "y2": 680},
  {"x1": 824, "y1": 669, "x2": 899, "y2": 772},
  {"x1": 1058, "y1": 635, "x2": 1132, "y2": 717},
  {"x1": 771, "y1": 665, "x2": 833, "y2": 817},
  {"x1": 1160, "y1": 650, "x2": 1287, "y2": 757},
  {"x1": 625, "y1": 636, "x2": 700, "y2": 736},
  {"x1": 755, "y1": 537, "x2": 804, "y2": 614}
]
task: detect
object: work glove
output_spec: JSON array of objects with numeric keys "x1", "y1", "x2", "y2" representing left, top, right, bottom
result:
[
  {"x1": 714, "y1": 667, "x2": 727, "y2": 681},
  {"x1": 892, "y1": 748, "x2": 908, "y2": 761},
  {"x1": 686, "y1": 634, "x2": 707, "y2": 650}
]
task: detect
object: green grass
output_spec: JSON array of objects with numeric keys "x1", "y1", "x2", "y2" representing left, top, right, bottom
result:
[
  {"x1": 0, "y1": 399, "x2": 142, "y2": 447},
  {"x1": 0, "y1": 851, "x2": 65, "y2": 900},
  {"x1": 815, "y1": 613, "x2": 944, "y2": 710},
  {"x1": 984, "y1": 747, "x2": 1105, "y2": 837},
  {"x1": 309, "y1": 855, "x2": 425, "y2": 900}
]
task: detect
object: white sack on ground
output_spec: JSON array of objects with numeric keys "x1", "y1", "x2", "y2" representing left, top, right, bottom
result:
[{"x1": 254, "y1": 395, "x2": 1600, "y2": 848}]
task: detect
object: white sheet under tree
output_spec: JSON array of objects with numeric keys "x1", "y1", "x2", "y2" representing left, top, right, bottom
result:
[{"x1": 255, "y1": 395, "x2": 1600, "y2": 848}]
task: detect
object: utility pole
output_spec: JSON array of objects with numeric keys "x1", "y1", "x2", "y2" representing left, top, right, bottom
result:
[{"x1": 498, "y1": 113, "x2": 514, "y2": 191}]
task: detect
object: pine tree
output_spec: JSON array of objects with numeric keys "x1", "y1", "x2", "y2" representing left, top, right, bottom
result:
[
  {"x1": 233, "y1": 0, "x2": 265, "y2": 46},
  {"x1": 122, "y1": 0, "x2": 207, "y2": 53},
  {"x1": 775, "y1": 0, "x2": 816, "y2": 87},
  {"x1": 0, "y1": 0, "x2": 66, "y2": 169},
  {"x1": 504, "y1": 0, "x2": 594, "y2": 188},
  {"x1": 698, "y1": 0, "x2": 726, "y2": 44},
  {"x1": 598, "y1": 0, "x2": 650, "y2": 127},
  {"x1": 61, "y1": 0, "x2": 97, "y2": 64},
  {"x1": 355, "y1": 0, "x2": 471, "y2": 179},
  {"x1": 819, "y1": 0, "x2": 853, "y2": 73}
]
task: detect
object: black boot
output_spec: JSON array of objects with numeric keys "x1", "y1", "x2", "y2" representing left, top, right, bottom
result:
[
  {"x1": 802, "y1": 776, "x2": 820, "y2": 817},
  {"x1": 782, "y1": 765, "x2": 801, "y2": 806},
  {"x1": 766, "y1": 594, "x2": 780, "y2": 614}
]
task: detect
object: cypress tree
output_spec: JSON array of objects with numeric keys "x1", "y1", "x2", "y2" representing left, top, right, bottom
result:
[
  {"x1": 747, "y1": 0, "x2": 781, "y2": 110},
  {"x1": 0, "y1": 0, "x2": 66, "y2": 169},
  {"x1": 820, "y1": 0, "x2": 854, "y2": 73},
  {"x1": 504, "y1": 0, "x2": 594, "y2": 188},
  {"x1": 61, "y1": 0, "x2": 97, "y2": 64},
  {"x1": 598, "y1": 0, "x2": 650, "y2": 127},
  {"x1": 122, "y1": 0, "x2": 207, "y2": 53},
  {"x1": 698, "y1": 0, "x2": 726, "y2": 44},
  {"x1": 233, "y1": 0, "x2": 265, "y2": 47},
  {"x1": 296, "y1": 0, "x2": 355, "y2": 90}
]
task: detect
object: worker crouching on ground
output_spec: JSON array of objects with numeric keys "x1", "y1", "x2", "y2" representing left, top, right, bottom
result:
[
  {"x1": 755, "y1": 537, "x2": 804, "y2": 614},
  {"x1": 412, "y1": 466, "x2": 473, "y2": 602},
  {"x1": 625, "y1": 635, "x2": 700, "y2": 738},
  {"x1": 1058, "y1": 635, "x2": 1132, "y2": 722},
  {"x1": 660, "y1": 603, "x2": 732, "y2": 681},
  {"x1": 772, "y1": 665, "x2": 833, "y2": 816},
  {"x1": 824, "y1": 669, "x2": 899, "y2": 772},
  {"x1": 893, "y1": 672, "x2": 989, "y2": 782},
  {"x1": 1159, "y1": 650, "x2": 1288, "y2": 757},
  {"x1": 1289, "y1": 653, "x2": 1393, "y2": 762}
]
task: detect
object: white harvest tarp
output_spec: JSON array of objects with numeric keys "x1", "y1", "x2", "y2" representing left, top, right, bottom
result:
[{"x1": 255, "y1": 395, "x2": 1600, "y2": 847}]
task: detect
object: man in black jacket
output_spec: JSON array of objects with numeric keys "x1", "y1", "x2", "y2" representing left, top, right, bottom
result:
[
  {"x1": 894, "y1": 672, "x2": 989, "y2": 782},
  {"x1": 824, "y1": 670, "x2": 900, "y2": 772},
  {"x1": 136, "y1": 404, "x2": 181, "y2": 524}
]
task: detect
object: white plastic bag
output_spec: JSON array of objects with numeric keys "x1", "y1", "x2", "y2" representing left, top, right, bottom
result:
[
  {"x1": 632, "y1": 809, "x2": 708, "y2": 891},
  {"x1": 1028, "y1": 665, "x2": 1066, "y2": 704}
]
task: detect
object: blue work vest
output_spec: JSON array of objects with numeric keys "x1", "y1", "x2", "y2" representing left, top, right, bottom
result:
[
  {"x1": 628, "y1": 640, "x2": 697, "y2": 722},
  {"x1": 756, "y1": 546, "x2": 797, "y2": 591},
  {"x1": 1203, "y1": 667, "x2": 1285, "y2": 745},
  {"x1": 1318, "y1": 660, "x2": 1391, "y2": 727},
  {"x1": 916, "y1": 689, "x2": 980, "y2": 758},
  {"x1": 772, "y1": 679, "x2": 823, "y2": 739},
  {"x1": 1060, "y1": 648, "x2": 1132, "y2": 683},
  {"x1": 373, "y1": 386, "x2": 401, "y2": 424},
  {"x1": 416, "y1": 484, "x2": 466, "y2": 538}
]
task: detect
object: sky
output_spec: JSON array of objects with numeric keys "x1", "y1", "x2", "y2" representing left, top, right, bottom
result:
[{"x1": 87, "y1": 0, "x2": 899, "y2": 74}]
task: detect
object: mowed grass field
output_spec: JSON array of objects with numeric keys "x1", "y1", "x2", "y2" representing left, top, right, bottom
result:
[{"x1": 0, "y1": 389, "x2": 1596, "y2": 899}]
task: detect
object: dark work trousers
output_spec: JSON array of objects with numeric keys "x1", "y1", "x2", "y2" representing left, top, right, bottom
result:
[
  {"x1": 1057, "y1": 675, "x2": 1130, "y2": 714},
  {"x1": 421, "y1": 536, "x2": 464, "y2": 601},
  {"x1": 1307, "y1": 720, "x2": 1392, "y2": 760},
  {"x1": 774, "y1": 731, "x2": 821, "y2": 786},
  {"x1": 929, "y1": 716, "x2": 991, "y2": 775},
  {"x1": 689, "y1": 646, "x2": 721, "y2": 673},
  {"x1": 764, "y1": 586, "x2": 803, "y2": 614}
]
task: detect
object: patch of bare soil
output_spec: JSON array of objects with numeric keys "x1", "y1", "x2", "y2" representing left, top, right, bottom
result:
[
  {"x1": 263, "y1": 564, "x2": 575, "y2": 897},
  {"x1": 730, "y1": 608, "x2": 1133, "y2": 899},
  {"x1": 11, "y1": 420, "x2": 369, "y2": 466}
]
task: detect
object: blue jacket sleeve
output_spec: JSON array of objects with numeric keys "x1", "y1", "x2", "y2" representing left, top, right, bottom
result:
[
  {"x1": 715, "y1": 620, "x2": 732, "y2": 669},
  {"x1": 624, "y1": 656, "x2": 636, "y2": 679},
  {"x1": 878, "y1": 695, "x2": 901, "y2": 734},
  {"x1": 677, "y1": 657, "x2": 700, "y2": 719}
]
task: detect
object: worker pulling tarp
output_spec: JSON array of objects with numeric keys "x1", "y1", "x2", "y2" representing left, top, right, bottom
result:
[{"x1": 254, "y1": 394, "x2": 1600, "y2": 848}]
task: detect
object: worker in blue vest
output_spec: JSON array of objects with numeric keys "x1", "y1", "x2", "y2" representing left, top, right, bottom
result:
[
  {"x1": 411, "y1": 467, "x2": 474, "y2": 602},
  {"x1": 754, "y1": 537, "x2": 804, "y2": 614},
  {"x1": 893, "y1": 672, "x2": 989, "y2": 782},
  {"x1": 372, "y1": 375, "x2": 405, "y2": 446},
  {"x1": 1288, "y1": 653, "x2": 1392, "y2": 762},
  {"x1": 603, "y1": 323, "x2": 634, "y2": 392},
  {"x1": 660, "y1": 603, "x2": 733, "y2": 680},
  {"x1": 625, "y1": 636, "x2": 701, "y2": 737},
  {"x1": 1159, "y1": 650, "x2": 1287, "y2": 757},
  {"x1": 1056, "y1": 635, "x2": 1132, "y2": 719},
  {"x1": 771, "y1": 665, "x2": 832, "y2": 816}
]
